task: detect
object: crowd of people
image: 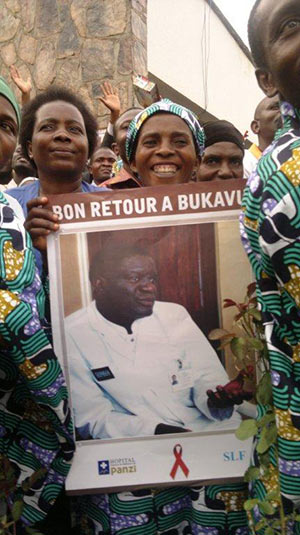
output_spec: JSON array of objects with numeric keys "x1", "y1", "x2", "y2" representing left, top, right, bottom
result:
[
  {"x1": 1, "y1": 69, "x2": 280, "y2": 195},
  {"x1": 0, "y1": 0, "x2": 300, "y2": 533}
]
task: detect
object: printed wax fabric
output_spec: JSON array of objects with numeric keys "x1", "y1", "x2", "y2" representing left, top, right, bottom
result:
[
  {"x1": 7, "y1": 179, "x2": 103, "y2": 276},
  {"x1": 0, "y1": 191, "x2": 74, "y2": 526},
  {"x1": 241, "y1": 102, "x2": 300, "y2": 530},
  {"x1": 75, "y1": 483, "x2": 248, "y2": 535}
]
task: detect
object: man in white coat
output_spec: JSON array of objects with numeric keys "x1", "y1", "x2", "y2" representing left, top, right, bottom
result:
[{"x1": 66, "y1": 244, "x2": 249, "y2": 440}]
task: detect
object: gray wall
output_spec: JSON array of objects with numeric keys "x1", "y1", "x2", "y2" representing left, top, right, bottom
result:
[{"x1": 0, "y1": 0, "x2": 147, "y2": 127}]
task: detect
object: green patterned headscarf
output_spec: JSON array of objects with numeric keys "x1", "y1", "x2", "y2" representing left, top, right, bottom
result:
[
  {"x1": 126, "y1": 99, "x2": 205, "y2": 162},
  {"x1": 0, "y1": 77, "x2": 21, "y2": 127}
]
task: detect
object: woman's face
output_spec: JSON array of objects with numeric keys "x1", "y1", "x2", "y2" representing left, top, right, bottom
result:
[
  {"x1": 0, "y1": 95, "x2": 18, "y2": 176},
  {"x1": 28, "y1": 100, "x2": 89, "y2": 181},
  {"x1": 131, "y1": 114, "x2": 199, "y2": 186},
  {"x1": 198, "y1": 142, "x2": 244, "y2": 181}
]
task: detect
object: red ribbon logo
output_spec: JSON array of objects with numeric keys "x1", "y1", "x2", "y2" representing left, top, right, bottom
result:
[{"x1": 170, "y1": 444, "x2": 190, "y2": 480}]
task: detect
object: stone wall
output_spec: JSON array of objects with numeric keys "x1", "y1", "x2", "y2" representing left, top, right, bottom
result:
[{"x1": 0, "y1": 0, "x2": 147, "y2": 128}]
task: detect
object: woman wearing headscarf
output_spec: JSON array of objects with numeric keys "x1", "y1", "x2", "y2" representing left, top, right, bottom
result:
[
  {"x1": 198, "y1": 120, "x2": 245, "y2": 181},
  {"x1": 0, "y1": 77, "x2": 74, "y2": 533},
  {"x1": 126, "y1": 98, "x2": 204, "y2": 186},
  {"x1": 77, "y1": 100, "x2": 249, "y2": 535}
]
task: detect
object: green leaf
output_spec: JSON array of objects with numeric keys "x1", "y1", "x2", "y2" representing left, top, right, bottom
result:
[
  {"x1": 295, "y1": 514, "x2": 300, "y2": 521},
  {"x1": 258, "y1": 451, "x2": 270, "y2": 468},
  {"x1": 243, "y1": 498, "x2": 259, "y2": 511},
  {"x1": 235, "y1": 419, "x2": 258, "y2": 440},
  {"x1": 259, "y1": 500, "x2": 275, "y2": 515},
  {"x1": 265, "y1": 528, "x2": 275, "y2": 535},
  {"x1": 244, "y1": 466, "x2": 260, "y2": 482},
  {"x1": 258, "y1": 412, "x2": 275, "y2": 428},
  {"x1": 208, "y1": 328, "x2": 231, "y2": 341},
  {"x1": 255, "y1": 519, "x2": 267, "y2": 530},
  {"x1": 256, "y1": 373, "x2": 273, "y2": 405},
  {"x1": 247, "y1": 337, "x2": 264, "y2": 351},
  {"x1": 230, "y1": 337, "x2": 248, "y2": 360},
  {"x1": 265, "y1": 489, "x2": 279, "y2": 501},
  {"x1": 257, "y1": 424, "x2": 277, "y2": 454},
  {"x1": 248, "y1": 308, "x2": 262, "y2": 321},
  {"x1": 11, "y1": 499, "x2": 23, "y2": 522}
]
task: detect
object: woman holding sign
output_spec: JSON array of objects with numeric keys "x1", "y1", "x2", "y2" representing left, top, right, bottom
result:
[{"x1": 76, "y1": 101, "x2": 250, "y2": 535}]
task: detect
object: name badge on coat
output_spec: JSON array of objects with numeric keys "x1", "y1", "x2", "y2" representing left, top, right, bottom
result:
[{"x1": 92, "y1": 366, "x2": 115, "y2": 381}]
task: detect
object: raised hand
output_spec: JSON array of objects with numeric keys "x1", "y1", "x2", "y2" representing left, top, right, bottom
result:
[
  {"x1": 10, "y1": 65, "x2": 32, "y2": 105},
  {"x1": 98, "y1": 81, "x2": 120, "y2": 123}
]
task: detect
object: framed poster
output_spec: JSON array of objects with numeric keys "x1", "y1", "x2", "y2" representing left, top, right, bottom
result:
[{"x1": 47, "y1": 180, "x2": 255, "y2": 494}]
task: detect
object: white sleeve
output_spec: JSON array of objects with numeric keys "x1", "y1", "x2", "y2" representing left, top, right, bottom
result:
[
  {"x1": 107, "y1": 122, "x2": 114, "y2": 136},
  {"x1": 4, "y1": 193, "x2": 25, "y2": 222},
  {"x1": 243, "y1": 150, "x2": 258, "y2": 179},
  {"x1": 67, "y1": 333, "x2": 159, "y2": 439},
  {"x1": 173, "y1": 306, "x2": 230, "y2": 420}
]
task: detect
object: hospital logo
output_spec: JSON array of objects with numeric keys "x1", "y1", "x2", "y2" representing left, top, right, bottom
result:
[
  {"x1": 98, "y1": 460, "x2": 110, "y2": 475},
  {"x1": 98, "y1": 457, "x2": 137, "y2": 476}
]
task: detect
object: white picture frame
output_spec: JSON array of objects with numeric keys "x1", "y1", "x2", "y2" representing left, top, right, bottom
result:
[{"x1": 47, "y1": 180, "x2": 254, "y2": 494}]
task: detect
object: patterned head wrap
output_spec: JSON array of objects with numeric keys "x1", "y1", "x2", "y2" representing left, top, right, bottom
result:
[
  {"x1": 0, "y1": 77, "x2": 21, "y2": 127},
  {"x1": 126, "y1": 98, "x2": 205, "y2": 162}
]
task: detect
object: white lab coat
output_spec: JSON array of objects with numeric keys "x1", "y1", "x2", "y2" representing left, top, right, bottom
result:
[{"x1": 66, "y1": 301, "x2": 241, "y2": 439}]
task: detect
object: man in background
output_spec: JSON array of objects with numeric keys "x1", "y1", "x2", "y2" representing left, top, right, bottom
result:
[
  {"x1": 9, "y1": 144, "x2": 37, "y2": 187},
  {"x1": 89, "y1": 146, "x2": 117, "y2": 186},
  {"x1": 243, "y1": 95, "x2": 281, "y2": 179}
]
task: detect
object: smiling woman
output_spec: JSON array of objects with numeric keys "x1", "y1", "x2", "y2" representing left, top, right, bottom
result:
[
  {"x1": 131, "y1": 114, "x2": 199, "y2": 186},
  {"x1": 126, "y1": 98, "x2": 205, "y2": 185},
  {"x1": 80, "y1": 97, "x2": 252, "y2": 535}
]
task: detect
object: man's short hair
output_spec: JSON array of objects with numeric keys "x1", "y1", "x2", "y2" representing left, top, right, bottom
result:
[
  {"x1": 90, "y1": 146, "x2": 117, "y2": 164},
  {"x1": 112, "y1": 107, "x2": 143, "y2": 139},
  {"x1": 20, "y1": 86, "x2": 98, "y2": 161},
  {"x1": 89, "y1": 242, "x2": 152, "y2": 283},
  {"x1": 248, "y1": 0, "x2": 267, "y2": 69}
]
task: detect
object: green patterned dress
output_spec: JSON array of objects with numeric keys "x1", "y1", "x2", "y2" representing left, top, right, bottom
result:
[
  {"x1": 75, "y1": 482, "x2": 248, "y2": 534},
  {"x1": 241, "y1": 101, "x2": 300, "y2": 533},
  {"x1": 0, "y1": 192, "x2": 74, "y2": 526}
]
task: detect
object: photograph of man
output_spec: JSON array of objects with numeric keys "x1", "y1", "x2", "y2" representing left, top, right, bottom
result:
[{"x1": 65, "y1": 243, "x2": 250, "y2": 440}]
